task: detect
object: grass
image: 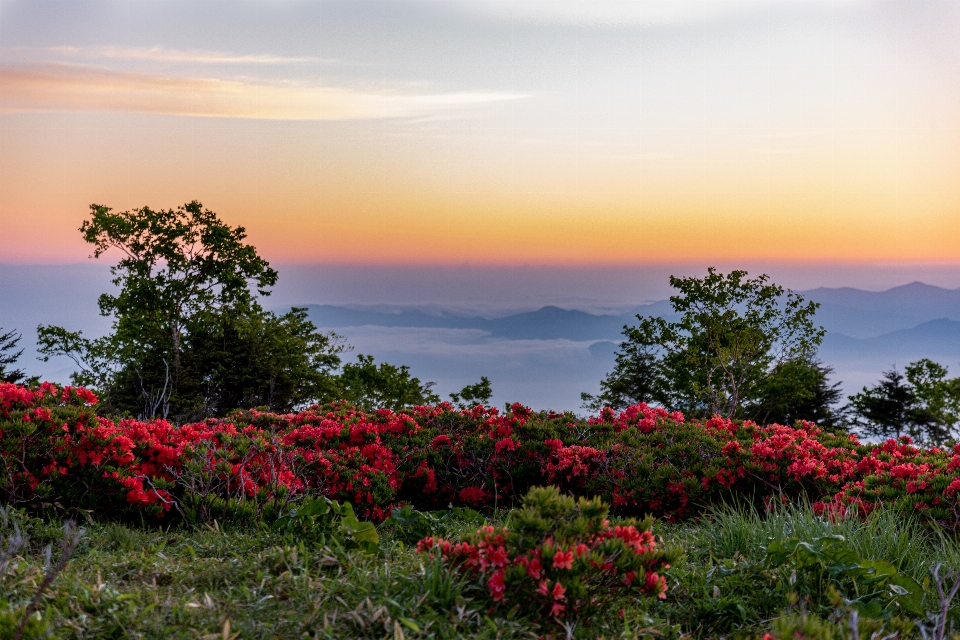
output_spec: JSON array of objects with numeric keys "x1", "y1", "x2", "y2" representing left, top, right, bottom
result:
[{"x1": 4, "y1": 502, "x2": 960, "y2": 639}]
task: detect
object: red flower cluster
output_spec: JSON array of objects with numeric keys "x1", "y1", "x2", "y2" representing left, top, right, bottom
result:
[
  {"x1": 416, "y1": 488, "x2": 675, "y2": 625},
  {"x1": 7, "y1": 380, "x2": 960, "y2": 529}
]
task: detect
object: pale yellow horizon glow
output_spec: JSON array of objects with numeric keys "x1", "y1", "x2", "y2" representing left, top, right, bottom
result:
[{"x1": 1, "y1": 0, "x2": 958, "y2": 267}]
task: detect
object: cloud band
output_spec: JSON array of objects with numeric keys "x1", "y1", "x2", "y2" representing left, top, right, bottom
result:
[{"x1": 0, "y1": 63, "x2": 527, "y2": 120}]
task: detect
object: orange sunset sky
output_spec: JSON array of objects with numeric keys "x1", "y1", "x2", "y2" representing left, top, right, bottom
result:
[{"x1": 1, "y1": 0, "x2": 959, "y2": 268}]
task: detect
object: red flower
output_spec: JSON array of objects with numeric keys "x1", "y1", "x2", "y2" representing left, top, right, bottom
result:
[
  {"x1": 537, "y1": 580, "x2": 550, "y2": 596},
  {"x1": 486, "y1": 545, "x2": 509, "y2": 568},
  {"x1": 526, "y1": 557, "x2": 542, "y2": 579},
  {"x1": 552, "y1": 549, "x2": 574, "y2": 570},
  {"x1": 488, "y1": 569, "x2": 506, "y2": 602},
  {"x1": 458, "y1": 486, "x2": 487, "y2": 506},
  {"x1": 552, "y1": 581, "x2": 566, "y2": 601}
]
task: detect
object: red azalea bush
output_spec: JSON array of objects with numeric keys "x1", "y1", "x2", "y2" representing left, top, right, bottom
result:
[
  {"x1": 6, "y1": 380, "x2": 960, "y2": 528},
  {"x1": 416, "y1": 486, "x2": 677, "y2": 628}
]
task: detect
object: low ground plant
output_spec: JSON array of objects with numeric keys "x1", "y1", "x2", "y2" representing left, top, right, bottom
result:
[
  {"x1": 417, "y1": 486, "x2": 678, "y2": 634},
  {"x1": 3, "y1": 500, "x2": 960, "y2": 637}
]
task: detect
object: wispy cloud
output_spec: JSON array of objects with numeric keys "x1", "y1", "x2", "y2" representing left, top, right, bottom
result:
[
  {"x1": 4, "y1": 45, "x2": 324, "y2": 64},
  {"x1": 0, "y1": 63, "x2": 528, "y2": 120},
  {"x1": 460, "y1": 0, "x2": 865, "y2": 26}
]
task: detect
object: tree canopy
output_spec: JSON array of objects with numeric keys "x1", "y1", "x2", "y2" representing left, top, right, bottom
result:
[
  {"x1": 743, "y1": 358, "x2": 845, "y2": 428},
  {"x1": 38, "y1": 202, "x2": 343, "y2": 420},
  {"x1": 849, "y1": 360, "x2": 960, "y2": 445},
  {"x1": 333, "y1": 354, "x2": 439, "y2": 411},
  {"x1": 584, "y1": 268, "x2": 826, "y2": 420},
  {"x1": 80, "y1": 201, "x2": 278, "y2": 370},
  {"x1": 0, "y1": 328, "x2": 30, "y2": 385},
  {"x1": 449, "y1": 376, "x2": 493, "y2": 409}
]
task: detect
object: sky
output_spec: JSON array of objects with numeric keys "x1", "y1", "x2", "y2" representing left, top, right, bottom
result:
[{"x1": 1, "y1": 0, "x2": 959, "y2": 272}]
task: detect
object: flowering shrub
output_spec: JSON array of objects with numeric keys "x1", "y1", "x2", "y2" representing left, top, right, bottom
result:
[
  {"x1": 416, "y1": 486, "x2": 678, "y2": 629},
  {"x1": 8, "y1": 380, "x2": 960, "y2": 530}
]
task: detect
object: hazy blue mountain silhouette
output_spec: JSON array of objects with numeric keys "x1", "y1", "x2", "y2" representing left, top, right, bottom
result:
[
  {"x1": 305, "y1": 282, "x2": 960, "y2": 342},
  {"x1": 801, "y1": 282, "x2": 960, "y2": 338},
  {"x1": 306, "y1": 305, "x2": 637, "y2": 340},
  {"x1": 820, "y1": 318, "x2": 960, "y2": 361}
]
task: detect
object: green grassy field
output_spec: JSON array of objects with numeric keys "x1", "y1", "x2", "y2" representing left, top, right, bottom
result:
[{"x1": 4, "y1": 501, "x2": 960, "y2": 639}]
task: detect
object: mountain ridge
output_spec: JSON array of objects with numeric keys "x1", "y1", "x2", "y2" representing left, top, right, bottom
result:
[{"x1": 302, "y1": 282, "x2": 960, "y2": 341}]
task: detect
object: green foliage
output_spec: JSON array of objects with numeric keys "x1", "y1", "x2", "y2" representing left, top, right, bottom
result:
[
  {"x1": 421, "y1": 486, "x2": 679, "y2": 634},
  {"x1": 746, "y1": 358, "x2": 846, "y2": 429},
  {"x1": 849, "y1": 360, "x2": 960, "y2": 445},
  {"x1": 332, "y1": 354, "x2": 439, "y2": 411},
  {"x1": 0, "y1": 328, "x2": 33, "y2": 385},
  {"x1": 449, "y1": 376, "x2": 493, "y2": 409},
  {"x1": 765, "y1": 594, "x2": 918, "y2": 640},
  {"x1": 1, "y1": 508, "x2": 84, "y2": 640},
  {"x1": 907, "y1": 359, "x2": 960, "y2": 444},
  {"x1": 383, "y1": 504, "x2": 484, "y2": 545},
  {"x1": 581, "y1": 335, "x2": 661, "y2": 412},
  {"x1": 0, "y1": 608, "x2": 51, "y2": 640},
  {"x1": 765, "y1": 534, "x2": 924, "y2": 618},
  {"x1": 272, "y1": 497, "x2": 379, "y2": 554},
  {"x1": 36, "y1": 326, "x2": 123, "y2": 402},
  {"x1": 655, "y1": 501, "x2": 955, "y2": 635},
  {"x1": 849, "y1": 368, "x2": 916, "y2": 441},
  {"x1": 4, "y1": 502, "x2": 960, "y2": 637},
  {"x1": 179, "y1": 305, "x2": 345, "y2": 415},
  {"x1": 81, "y1": 201, "x2": 278, "y2": 355},
  {"x1": 37, "y1": 202, "x2": 345, "y2": 421},
  {"x1": 589, "y1": 268, "x2": 825, "y2": 419}
]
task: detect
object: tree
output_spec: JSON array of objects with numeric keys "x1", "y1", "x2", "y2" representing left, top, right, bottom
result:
[
  {"x1": 181, "y1": 305, "x2": 345, "y2": 415},
  {"x1": 906, "y1": 359, "x2": 960, "y2": 444},
  {"x1": 38, "y1": 202, "x2": 343, "y2": 420},
  {"x1": 585, "y1": 268, "x2": 825, "y2": 419},
  {"x1": 450, "y1": 376, "x2": 493, "y2": 408},
  {"x1": 333, "y1": 355, "x2": 439, "y2": 411},
  {"x1": 850, "y1": 360, "x2": 960, "y2": 445},
  {"x1": 848, "y1": 368, "x2": 918, "y2": 442},
  {"x1": 744, "y1": 358, "x2": 845, "y2": 428},
  {"x1": 79, "y1": 201, "x2": 278, "y2": 373},
  {"x1": 0, "y1": 328, "x2": 29, "y2": 384},
  {"x1": 581, "y1": 335, "x2": 674, "y2": 412},
  {"x1": 36, "y1": 326, "x2": 122, "y2": 401}
]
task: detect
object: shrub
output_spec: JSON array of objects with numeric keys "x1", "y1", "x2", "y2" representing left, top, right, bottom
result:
[
  {"x1": 416, "y1": 486, "x2": 679, "y2": 632},
  {"x1": 11, "y1": 379, "x2": 960, "y2": 533}
]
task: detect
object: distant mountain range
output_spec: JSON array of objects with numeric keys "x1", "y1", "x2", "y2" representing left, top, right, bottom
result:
[
  {"x1": 304, "y1": 304, "x2": 631, "y2": 341},
  {"x1": 820, "y1": 318, "x2": 960, "y2": 363},
  {"x1": 3, "y1": 264, "x2": 956, "y2": 409},
  {"x1": 802, "y1": 282, "x2": 960, "y2": 338},
  {"x1": 304, "y1": 282, "x2": 960, "y2": 398},
  {"x1": 305, "y1": 281, "x2": 960, "y2": 344}
]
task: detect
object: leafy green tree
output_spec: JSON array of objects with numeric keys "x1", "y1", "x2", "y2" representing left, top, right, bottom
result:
[
  {"x1": 848, "y1": 368, "x2": 918, "y2": 442},
  {"x1": 36, "y1": 326, "x2": 123, "y2": 403},
  {"x1": 449, "y1": 376, "x2": 493, "y2": 408},
  {"x1": 744, "y1": 358, "x2": 845, "y2": 428},
  {"x1": 905, "y1": 359, "x2": 960, "y2": 444},
  {"x1": 79, "y1": 201, "x2": 278, "y2": 373},
  {"x1": 0, "y1": 328, "x2": 30, "y2": 385},
  {"x1": 585, "y1": 268, "x2": 825, "y2": 419},
  {"x1": 581, "y1": 336, "x2": 666, "y2": 412},
  {"x1": 38, "y1": 202, "x2": 344, "y2": 420},
  {"x1": 850, "y1": 360, "x2": 960, "y2": 445},
  {"x1": 181, "y1": 305, "x2": 345, "y2": 415},
  {"x1": 333, "y1": 355, "x2": 439, "y2": 411}
]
